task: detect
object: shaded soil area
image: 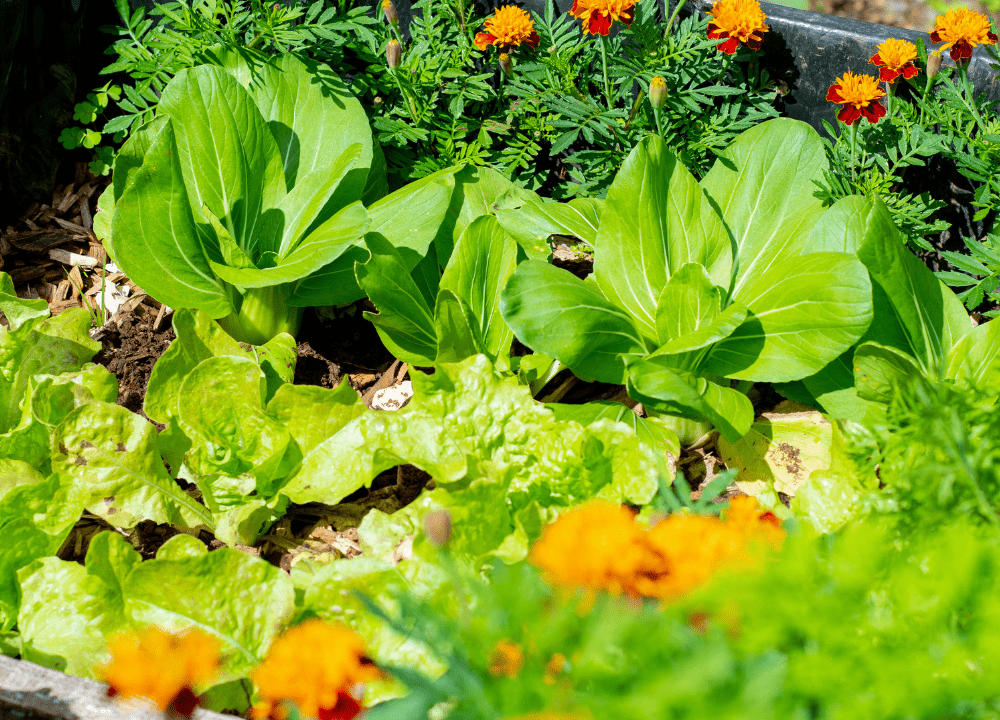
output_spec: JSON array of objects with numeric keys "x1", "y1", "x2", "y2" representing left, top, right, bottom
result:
[{"x1": 92, "y1": 307, "x2": 175, "y2": 416}]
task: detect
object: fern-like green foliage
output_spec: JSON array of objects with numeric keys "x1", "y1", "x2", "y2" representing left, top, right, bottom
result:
[{"x1": 843, "y1": 376, "x2": 1000, "y2": 531}]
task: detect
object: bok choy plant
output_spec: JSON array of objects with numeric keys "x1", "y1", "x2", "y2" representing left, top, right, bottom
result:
[
  {"x1": 97, "y1": 48, "x2": 454, "y2": 345},
  {"x1": 779, "y1": 196, "x2": 998, "y2": 422},
  {"x1": 500, "y1": 119, "x2": 875, "y2": 443}
]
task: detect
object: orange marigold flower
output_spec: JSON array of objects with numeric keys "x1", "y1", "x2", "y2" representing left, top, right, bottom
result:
[
  {"x1": 488, "y1": 639, "x2": 525, "y2": 678},
  {"x1": 568, "y1": 0, "x2": 638, "y2": 36},
  {"x1": 868, "y1": 38, "x2": 920, "y2": 82},
  {"x1": 543, "y1": 653, "x2": 568, "y2": 685},
  {"x1": 475, "y1": 5, "x2": 540, "y2": 52},
  {"x1": 641, "y1": 513, "x2": 743, "y2": 600},
  {"x1": 530, "y1": 498, "x2": 784, "y2": 603},
  {"x1": 529, "y1": 501, "x2": 657, "y2": 598},
  {"x1": 707, "y1": 0, "x2": 769, "y2": 54},
  {"x1": 930, "y1": 7, "x2": 998, "y2": 62},
  {"x1": 826, "y1": 71, "x2": 886, "y2": 125},
  {"x1": 99, "y1": 627, "x2": 219, "y2": 718},
  {"x1": 250, "y1": 620, "x2": 381, "y2": 720}
]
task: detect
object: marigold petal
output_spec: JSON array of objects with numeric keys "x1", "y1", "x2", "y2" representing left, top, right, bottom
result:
[
  {"x1": 929, "y1": 29, "x2": 942, "y2": 42},
  {"x1": 837, "y1": 104, "x2": 861, "y2": 125},
  {"x1": 527, "y1": 31, "x2": 540, "y2": 49},
  {"x1": 474, "y1": 32, "x2": 495, "y2": 50},
  {"x1": 951, "y1": 41, "x2": 973, "y2": 60},
  {"x1": 825, "y1": 84, "x2": 844, "y2": 102},
  {"x1": 717, "y1": 35, "x2": 739, "y2": 53},
  {"x1": 707, "y1": 22, "x2": 725, "y2": 39},
  {"x1": 878, "y1": 66, "x2": 900, "y2": 82},
  {"x1": 317, "y1": 693, "x2": 364, "y2": 720},
  {"x1": 868, "y1": 52, "x2": 883, "y2": 65},
  {"x1": 902, "y1": 63, "x2": 920, "y2": 79},
  {"x1": 745, "y1": 34, "x2": 762, "y2": 49},
  {"x1": 588, "y1": 11, "x2": 612, "y2": 35},
  {"x1": 863, "y1": 100, "x2": 886, "y2": 123}
]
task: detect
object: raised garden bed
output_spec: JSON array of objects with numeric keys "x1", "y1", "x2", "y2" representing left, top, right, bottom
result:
[{"x1": 1, "y1": 0, "x2": 999, "y2": 717}]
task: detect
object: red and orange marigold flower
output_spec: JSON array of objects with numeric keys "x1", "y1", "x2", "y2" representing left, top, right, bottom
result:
[
  {"x1": 826, "y1": 71, "x2": 886, "y2": 125},
  {"x1": 568, "y1": 0, "x2": 638, "y2": 36},
  {"x1": 930, "y1": 7, "x2": 998, "y2": 62},
  {"x1": 475, "y1": 5, "x2": 540, "y2": 52},
  {"x1": 707, "y1": 0, "x2": 769, "y2": 54},
  {"x1": 250, "y1": 620, "x2": 381, "y2": 720},
  {"x1": 99, "y1": 627, "x2": 220, "y2": 718},
  {"x1": 529, "y1": 496, "x2": 783, "y2": 603},
  {"x1": 868, "y1": 38, "x2": 919, "y2": 82}
]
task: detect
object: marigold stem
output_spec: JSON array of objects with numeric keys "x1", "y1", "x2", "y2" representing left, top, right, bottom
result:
[
  {"x1": 664, "y1": 0, "x2": 687, "y2": 37},
  {"x1": 599, "y1": 35, "x2": 612, "y2": 110},
  {"x1": 390, "y1": 68, "x2": 420, "y2": 124},
  {"x1": 957, "y1": 63, "x2": 988, "y2": 135},
  {"x1": 653, "y1": 106, "x2": 664, "y2": 138},
  {"x1": 848, "y1": 120, "x2": 857, "y2": 185}
]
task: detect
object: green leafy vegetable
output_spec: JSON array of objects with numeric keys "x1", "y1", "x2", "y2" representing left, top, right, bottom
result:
[
  {"x1": 102, "y1": 50, "x2": 453, "y2": 345},
  {"x1": 502, "y1": 119, "x2": 874, "y2": 442}
]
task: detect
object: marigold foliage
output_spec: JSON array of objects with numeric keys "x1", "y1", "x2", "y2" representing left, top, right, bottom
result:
[
  {"x1": 529, "y1": 496, "x2": 783, "y2": 601},
  {"x1": 868, "y1": 38, "x2": 920, "y2": 82},
  {"x1": 475, "y1": 5, "x2": 540, "y2": 52},
  {"x1": 930, "y1": 7, "x2": 998, "y2": 61},
  {"x1": 707, "y1": 0, "x2": 770, "y2": 54},
  {"x1": 826, "y1": 71, "x2": 886, "y2": 125},
  {"x1": 568, "y1": 0, "x2": 638, "y2": 36},
  {"x1": 99, "y1": 627, "x2": 219, "y2": 718},
  {"x1": 250, "y1": 620, "x2": 381, "y2": 720}
]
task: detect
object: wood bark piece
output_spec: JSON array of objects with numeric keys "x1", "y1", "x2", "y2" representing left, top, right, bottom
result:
[
  {"x1": 47, "y1": 249, "x2": 99, "y2": 269},
  {"x1": 6, "y1": 230, "x2": 70, "y2": 253},
  {"x1": 53, "y1": 217, "x2": 90, "y2": 236},
  {"x1": 0, "y1": 654, "x2": 230, "y2": 719}
]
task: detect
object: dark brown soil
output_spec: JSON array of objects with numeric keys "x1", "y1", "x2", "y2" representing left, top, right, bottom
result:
[{"x1": 92, "y1": 308, "x2": 175, "y2": 416}]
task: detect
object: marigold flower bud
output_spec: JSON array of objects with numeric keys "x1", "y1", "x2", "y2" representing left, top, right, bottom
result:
[
  {"x1": 424, "y1": 510, "x2": 452, "y2": 547},
  {"x1": 648, "y1": 76, "x2": 668, "y2": 109},
  {"x1": 386, "y1": 39, "x2": 402, "y2": 70},
  {"x1": 499, "y1": 52, "x2": 514, "y2": 76},
  {"x1": 382, "y1": 0, "x2": 399, "y2": 27},
  {"x1": 926, "y1": 49, "x2": 943, "y2": 79}
]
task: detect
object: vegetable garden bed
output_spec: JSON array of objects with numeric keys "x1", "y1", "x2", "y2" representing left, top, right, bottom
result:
[{"x1": 1, "y1": 0, "x2": 1000, "y2": 717}]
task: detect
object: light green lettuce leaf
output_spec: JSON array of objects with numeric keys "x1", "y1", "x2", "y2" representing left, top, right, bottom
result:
[
  {"x1": 299, "y1": 556, "x2": 447, "y2": 704},
  {"x1": 0, "y1": 474, "x2": 86, "y2": 631},
  {"x1": 0, "y1": 460, "x2": 45, "y2": 503},
  {"x1": 0, "y1": 283, "x2": 100, "y2": 467},
  {"x1": 178, "y1": 356, "x2": 292, "y2": 490},
  {"x1": 17, "y1": 532, "x2": 142, "y2": 677},
  {"x1": 145, "y1": 308, "x2": 295, "y2": 428},
  {"x1": 52, "y1": 401, "x2": 214, "y2": 530},
  {"x1": 283, "y1": 355, "x2": 666, "y2": 508},
  {"x1": 124, "y1": 549, "x2": 295, "y2": 683}
]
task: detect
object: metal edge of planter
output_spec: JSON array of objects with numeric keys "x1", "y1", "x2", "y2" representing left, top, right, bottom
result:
[
  {"x1": 0, "y1": 654, "x2": 231, "y2": 720},
  {"x1": 709, "y1": 0, "x2": 1000, "y2": 132}
]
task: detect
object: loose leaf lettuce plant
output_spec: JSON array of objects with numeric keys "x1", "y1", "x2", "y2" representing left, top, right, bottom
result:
[
  {"x1": 501, "y1": 118, "x2": 874, "y2": 443},
  {"x1": 98, "y1": 48, "x2": 454, "y2": 345}
]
